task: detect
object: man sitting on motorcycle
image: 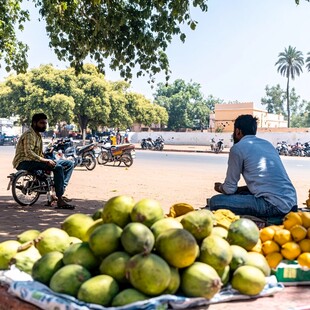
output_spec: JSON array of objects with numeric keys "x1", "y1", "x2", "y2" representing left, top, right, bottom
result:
[
  {"x1": 12, "y1": 113, "x2": 75, "y2": 209},
  {"x1": 209, "y1": 114, "x2": 297, "y2": 221}
]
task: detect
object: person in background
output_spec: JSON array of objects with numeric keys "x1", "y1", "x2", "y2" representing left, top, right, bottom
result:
[
  {"x1": 124, "y1": 129, "x2": 130, "y2": 143},
  {"x1": 209, "y1": 114, "x2": 297, "y2": 219},
  {"x1": 116, "y1": 128, "x2": 121, "y2": 144},
  {"x1": 12, "y1": 113, "x2": 75, "y2": 210}
]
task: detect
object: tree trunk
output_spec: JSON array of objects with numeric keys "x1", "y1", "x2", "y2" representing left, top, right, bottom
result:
[
  {"x1": 286, "y1": 76, "x2": 290, "y2": 128},
  {"x1": 77, "y1": 115, "x2": 89, "y2": 145}
]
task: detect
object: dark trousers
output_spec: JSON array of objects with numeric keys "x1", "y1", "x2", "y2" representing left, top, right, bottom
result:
[{"x1": 17, "y1": 159, "x2": 74, "y2": 198}]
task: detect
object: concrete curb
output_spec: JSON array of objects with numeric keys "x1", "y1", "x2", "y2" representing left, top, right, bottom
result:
[{"x1": 134, "y1": 144, "x2": 230, "y2": 154}]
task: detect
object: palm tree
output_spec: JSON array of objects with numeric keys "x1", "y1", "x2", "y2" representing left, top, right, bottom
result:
[
  {"x1": 275, "y1": 46, "x2": 304, "y2": 128},
  {"x1": 306, "y1": 52, "x2": 310, "y2": 72}
]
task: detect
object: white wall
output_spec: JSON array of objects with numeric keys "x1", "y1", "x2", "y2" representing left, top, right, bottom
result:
[{"x1": 129, "y1": 131, "x2": 310, "y2": 148}]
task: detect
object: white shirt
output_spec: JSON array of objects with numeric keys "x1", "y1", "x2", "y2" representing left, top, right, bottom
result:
[{"x1": 222, "y1": 135, "x2": 297, "y2": 213}]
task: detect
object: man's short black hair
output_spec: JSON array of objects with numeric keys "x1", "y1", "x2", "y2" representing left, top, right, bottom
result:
[
  {"x1": 31, "y1": 113, "x2": 47, "y2": 125},
  {"x1": 234, "y1": 114, "x2": 258, "y2": 136}
]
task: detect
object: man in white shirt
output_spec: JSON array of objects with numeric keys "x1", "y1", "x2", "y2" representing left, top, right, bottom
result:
[{"x1": 209, "y1": 114, "x2": 297, "y2": 218}]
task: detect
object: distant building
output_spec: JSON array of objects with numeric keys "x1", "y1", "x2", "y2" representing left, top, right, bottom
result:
[
  {"x1": 209, "y1": 102, "x2": 287, "y2": 132},
  {"x1": 0, "y1": 117, "x2": 22, "y2": 135}
]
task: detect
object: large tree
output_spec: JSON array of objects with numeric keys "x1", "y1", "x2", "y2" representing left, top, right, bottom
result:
[
  {"x1": 1, "y1": 0, "x2": 208, "y2": 80},
  {"x1": 154, "y1": 79, "x2": 210, "y2": 130},
  {"x1": 261, "y1": 84, "x2": 286, "y2": 115},
  {"x1": 275, "y1": 46, "x2": 304, "y2": 128},
  {"x1": 0, "y1": 64, "x2": 167, "y2": 133}
]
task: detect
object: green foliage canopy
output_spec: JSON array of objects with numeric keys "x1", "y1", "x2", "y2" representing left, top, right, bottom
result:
[
  {"x1": 0, "y1": 0, "x2": 29, "y2": 73},
  {"x1": 154, "y1": 79, "x2": 212, "y2": 130},
  {"x1": 1, "y1": 0, "x2": 209, "y2": 80},
  {"x1": 0, "y1": 64, "x2": 167, "y2": 132}
]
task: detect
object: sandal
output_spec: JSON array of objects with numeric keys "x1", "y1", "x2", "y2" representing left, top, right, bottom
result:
[
  {"x1": 62, "y1": 196, "x2": 72, "y2": 202},
  {"x1": 55, "y1": 204, "x2": 75, "y2": 210}
]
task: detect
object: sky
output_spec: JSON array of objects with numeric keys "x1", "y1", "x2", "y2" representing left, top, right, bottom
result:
[{"x1": 2, "y1": 0, "x2": 310, "y2": 108}]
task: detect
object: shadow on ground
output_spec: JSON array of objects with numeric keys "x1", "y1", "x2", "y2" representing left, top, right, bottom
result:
[{"x1": 0, "y1": 195, "x2": 106, "y2": 242}]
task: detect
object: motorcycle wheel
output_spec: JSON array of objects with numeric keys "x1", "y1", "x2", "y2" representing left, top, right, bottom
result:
[
  {"x1": 97, "y1": 151, "x2": 109, "y2": 165},
  {"x1": 12, "y1": 171, "x2": 41, "y2": 206},
  {"x1": 121, "y1": 154, "x2": 133, "y2": 167},
  {"x1": 83, "y1": 154, "x2": 96, "y2": 170},
  {"x1": 141, "y1": 144, "x2": 147, "y2": 150}
]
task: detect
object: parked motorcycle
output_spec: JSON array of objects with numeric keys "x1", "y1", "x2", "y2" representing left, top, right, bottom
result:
[
  {"x1": 303, "y1": 142, "x2": 310, "y2": 157},
  {"x1": 289, "y1": 141, "x2": 304, "y2": 157},
  {"x1": 97, "y1": 143, "x2": 135, "y2": 167},
  {"x1": 210, "y1": 138, "x2": 224, "y2": 153},
  {"x1": 154, "y1": 136, "x2": 165, "y2": 151},
  {"x1": 140, "y1": 137, "x2": 155, "y2": 150},
  {"x1": 45, "y1": 138, "x2": 97, "y2": 170},
  {"x1": 141, "y1": 136, "x2": 164, "y2": 151},
  {"x1": 276, "y1": 141, "x2": 289, "y2": 156}
]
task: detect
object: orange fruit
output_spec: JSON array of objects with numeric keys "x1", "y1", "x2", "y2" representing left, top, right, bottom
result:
[
  {"x1": 299, "y1": 239, "x2": 310, "y2": 253},
  {"x1": 307, "y1": 228, "x2": 310, "y2": 239},
  {"x1": 274, "y1": 229, "x2": 292, "y2": 246},
  {"x1": 260, "y1": 227, "x2": 275, "y2": 242},
  {"x1": 297, "y1": 252, "x2": 310, "y2": 268},
  {"x1": 299, "y1": 212, "x2": 310, "y2": 229},
  {"x1": 265, "y1": 252, "x2": 283, "y2": 269},
  {"x1": 281, "y1": 242, "x2": 301, "y2": 260},
  {"x1": 283, "y1": 212, "x2": 302, "y2": 230},
  {"x1": 290, "y1": 225, "x2": 307, "y2": 242},
  {"x1": 262, "y1": 240, "x2": 280, "y2": 255}
]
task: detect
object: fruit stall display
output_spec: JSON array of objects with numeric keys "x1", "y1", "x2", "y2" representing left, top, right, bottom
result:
[
  {"x1": 258, "y1": 211, "x2": 310, "y2": 269},
  {"x1": 0, "y1": 195, "x2": 288, "y2": 308}
]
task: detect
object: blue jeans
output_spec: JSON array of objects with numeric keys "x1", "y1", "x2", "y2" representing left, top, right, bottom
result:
[
  {"x1": 17, "y1": 159, "x2": 74, "y2": 198},
  {"x1": 209, "y1": 193, "x2": 293, "y2": 218}
]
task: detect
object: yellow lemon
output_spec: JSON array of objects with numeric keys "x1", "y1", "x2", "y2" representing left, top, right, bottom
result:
[
  {"x1": 307, "y1": 228, "x2": 310, "y2": 239},
  {"x1": 262, "y1": 240, "x2": 280, "y2": 255},
  {"x1": 299, "y1": 239, "x2": 310, "y2": 253},
  {"x1": 268, "y1": 225, "x2": 282, "y2": 232},
  {"x1": 250, "y1": 238, "x2": 262, "y2": 253},
  {"x1": 265, "y1": 252, "x2": 283, "y2": 269},
  {"x1": 281, "y1": 242, "x2": 301, "y2": 260},
  {"x1": 274, "y1": 229, "x2": 292, "y2": 246},
  {"x1": 299, "y1": 212, "x2": 310, "y2": 229},
  {"x1": 290, "y1": 225, "x2": 307, "y2": 242},
  {"x1": 260, "y1": 227, "x2": 275, "y2": 242},
  {"x1": 283, "y1": 212, "x2": 302, "y2": 230},
  {"x1": 297, "y1": 252, "x2": 310, "y2": 268}
]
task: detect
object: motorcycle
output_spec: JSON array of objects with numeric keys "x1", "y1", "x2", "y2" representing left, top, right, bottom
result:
[
  {"x1": 154, "y1": 136, "x2": 165, "y2": 151},
  {"x1": 45, "y1": 138, "x2": 97, "y2": 170},
  {"x1": 7, "y1": 169, "x2": 55, "y2": 206},
  {"x1": 289, "y1": 141, "x2": 304, "y2": 157},
  {"x1": 141, "y1": 137, "x2": 154, "y2": 150},
  {"x1": 141, "y1": 136, "x2": 164, "y2": 151},
  {"x1": 303, "y1": 142, "x2": 310, "y2": 157},
  {"x1": 210, "y1": 138, "x2": 224, "y2": 153},
  {"x1": 97, "y1": 143, "x2": 135, "y2": 167},
  {"x1": 276, "y1": 141, "x2": 289, "y2": 156}
]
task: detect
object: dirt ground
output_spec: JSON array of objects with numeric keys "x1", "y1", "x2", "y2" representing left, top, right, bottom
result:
[
  {"x1": 0, "y1": 145, "x2": 309, "y2": 241},
  {"x1": 0, "y1": 146, "x2": 310, "y2": 309},
  {"x1": 0, "y1": 147, "x2": 213, "y2": 241}
]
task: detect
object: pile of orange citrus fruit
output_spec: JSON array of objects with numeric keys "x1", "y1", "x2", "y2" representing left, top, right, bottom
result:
[{"x1": 258, "y1": 212, "x2": 310, "y2": 269}]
